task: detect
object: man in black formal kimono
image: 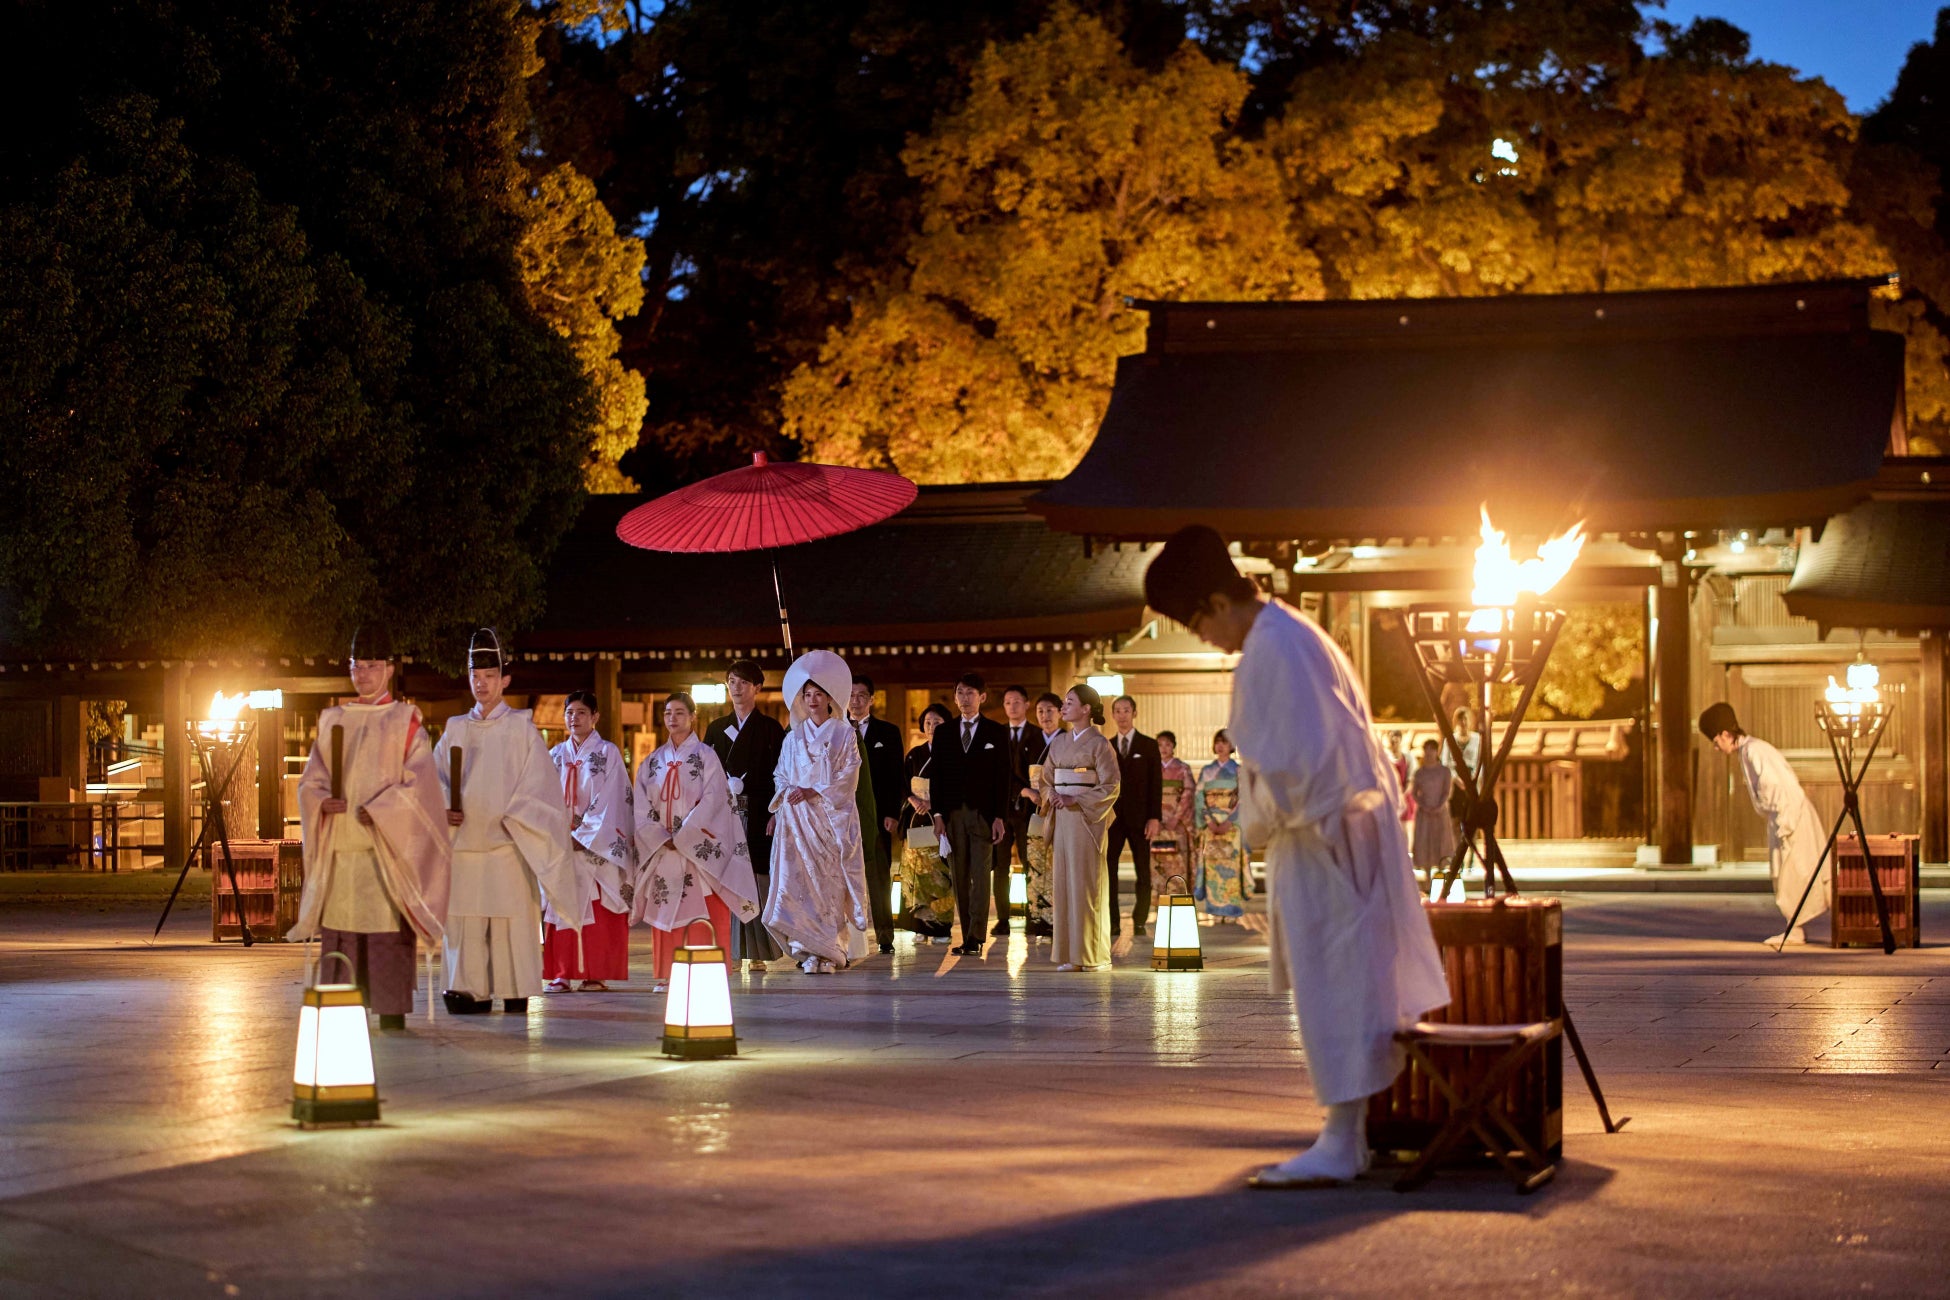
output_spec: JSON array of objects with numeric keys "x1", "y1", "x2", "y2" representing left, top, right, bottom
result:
[
  {"x1": 703, "y1": 659, "x2": 788, "y2": 967},
  {"x1": 929, "y1": 671, "x2": 1009, "y2": 955},
  {"x1": 992, "y1": 685, "x2": 1049, "y2": 938},
  {"x1": 849, "y1": 674, "x2": 905, "y2": 954},
  {"x1": 1106, "y1": 695, "x2": 1163, "y2": 939}
]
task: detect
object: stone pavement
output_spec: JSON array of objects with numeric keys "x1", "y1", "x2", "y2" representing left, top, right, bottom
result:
[{"x1": 2, "y1": 893, "x2": 1948, "y2": 1298}]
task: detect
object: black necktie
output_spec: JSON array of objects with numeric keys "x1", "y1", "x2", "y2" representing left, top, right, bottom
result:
[{"x1": 963, "y1": 720, "x2": 974, "y2": 751}]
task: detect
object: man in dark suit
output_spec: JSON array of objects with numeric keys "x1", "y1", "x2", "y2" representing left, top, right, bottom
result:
[
  {"x1": 1106, "y1": 694, "x2": 1163, "y2": 938},
  {"x1": 703, "y1": 659, "x2": 788, "y2": 967},
  {"x1": 929, "y1": 671, "x2": 1009, "y2": 955},
  {"x1": 991, "y1": 685, "x2": 1048, "y2": 937},
  {"x1": 848, "y1": 674, "x2": 905, "y2": 954}
]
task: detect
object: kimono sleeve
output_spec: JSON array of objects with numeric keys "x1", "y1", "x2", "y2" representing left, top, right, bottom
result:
[
  {"x1": 672, "y1": 748, "x2": 751, "y2": 875},
  {"x1": 296, "y1": 714, "x2": 337, "y2": 876},
  {"x1": 577, "y1": 740, "x2": 637, "y2": 870},
  {"x1": 502, "y1": 727, "x2": 585, "y2": 928},
  {"x1": 634, "y1": 751, "x2": 674, "y2": 861},
  {"x1": 1229, "y1": 612, "x2": 1375, "y2": 839}
]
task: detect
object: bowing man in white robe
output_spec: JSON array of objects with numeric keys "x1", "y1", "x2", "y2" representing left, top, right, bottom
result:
[
  {"x1": 289, "y1": 626, "x2": 451, "y2": 1027},
  {"x1": 763, "y1": 650, "x2": 871, "y2": 973},
  {"x1": 434, "y1": 628, "x2": 584, "y2": 1014},
  {"x1": 1146, "y1": 526, "x2": 1449, "y2": 1187},
  {"x1": 1702, "y1": 703, "x2": 1829, "y2": 943},
  {"x1": 633, "y1": 691, "x2": 762, "y2": 989},
  {"x1": 545, "y1": 691, "x2": 636, "y2": 990}
]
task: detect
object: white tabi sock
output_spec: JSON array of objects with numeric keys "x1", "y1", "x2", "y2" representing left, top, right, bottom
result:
[{"x1": 1262, "y1": 1100, "x2": 1372, "y2": 1183}]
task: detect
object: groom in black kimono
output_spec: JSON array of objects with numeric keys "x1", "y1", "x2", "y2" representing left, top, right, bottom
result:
[{"x1": 704, "y1": 659, "x2": 788, "y2": 966}]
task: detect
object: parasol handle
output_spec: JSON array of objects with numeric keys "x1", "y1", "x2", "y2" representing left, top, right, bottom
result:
[{"x1": 771, "y1": 551, "x2": 794, "y2": 656}]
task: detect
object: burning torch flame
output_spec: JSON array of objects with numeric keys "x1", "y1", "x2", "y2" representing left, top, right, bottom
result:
[
  {"x1": 1824, "y1": 662, "x2": 1881, "y2": 719},
  {"x1": 197, "y1": 691, "x2": 251, "y2": 738},
  {"x1": 1467, "y1": 509, "x2": 1586, "y2": 633}
]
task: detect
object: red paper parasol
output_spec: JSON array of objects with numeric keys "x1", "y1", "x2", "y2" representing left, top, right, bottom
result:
[{"x1": 615, "y1": 453, "x2": 918, "y2": 652}]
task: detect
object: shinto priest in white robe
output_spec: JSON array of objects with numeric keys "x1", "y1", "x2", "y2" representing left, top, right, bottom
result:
[
  {"x1": 632, "y1": 733, "x2": 762, "y2": 932},
  {"x1": 1735, "y1": 734, "x2": 1829, "y2": 923},
  {"x1": 1230, "y1": 599, "x2": 1450, "y2": 1105},
  {"x1": 435, "y1": 701, "x2": 584, "y2": 999},
  {"x1": 548, "y1": 731, "x2": 636, "y2": 926},
  {"x1": 763, "y1": 650, "x2": 871, "y2": 965},
  {"x1": 290, "y1": 695, "x2": 451, "y2": 949}
]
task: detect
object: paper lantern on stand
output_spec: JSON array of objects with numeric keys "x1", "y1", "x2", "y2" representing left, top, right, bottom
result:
[
  {"x1": 292, "y1": 952, "x2": 380, "y2": 1126},
  {"x1": 663, "y1": 920, "x2": 738, "y2": 1058},
  {"x1": 889, "y1": 875, "x2": 904, "y2": 917},
  {"x1": 1151, "y1": 874, "x2": 1204, "y2": 971}
]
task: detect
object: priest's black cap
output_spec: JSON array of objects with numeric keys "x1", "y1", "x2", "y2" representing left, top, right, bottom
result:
[
  {"x1": 468, "y1": 627, "x2": 510, "y2": 672},
  {"x1": 1144, "y1": 525, "x2": 1251, "y2": 626},
  {"x1": 349, "y1": 623, "x2": 394, "y2": 663},
  {"x1": 1698, "y1": 702, "x2": 1742, "y2": 739}
]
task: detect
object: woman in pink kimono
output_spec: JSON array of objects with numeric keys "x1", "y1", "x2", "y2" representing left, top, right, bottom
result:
[
  {"x1": 632, "y1": 692, "x2": 761, "y2": 994},
  {"x1": 763, "y1": 650, "x2": 871, "y2": 974},
  {"x1": 1153, "y1": 729, "x2": 1196, "y2": 904}
]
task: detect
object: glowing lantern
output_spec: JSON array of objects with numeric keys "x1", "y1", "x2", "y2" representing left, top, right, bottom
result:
[
  {"x1": 1151, "y1": 874, "x2": 1204, "y2": 972},
  {"x1": 292, "y1": 955, "x2": 379, "y2": 1126},
  {"x1": 889, "y1": 875, "x2": 904, "y2": 916},
  {"x1": 692, "y1": 682, "x2": 729, "y2": 705},
  {"x1": 1009, "y1": 868, "x2": 1027, "y2": 914},
  {"x1": 663, "y1": 921, "x2": 738, "y2": 1058}
]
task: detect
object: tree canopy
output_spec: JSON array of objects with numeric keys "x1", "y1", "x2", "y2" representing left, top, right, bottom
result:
[
  {"x1": 1, "y1": 1, "x2": 643, "y2": 660},
  {"x1": 537, "y1": 1, "x2": 1949, "y2": 482}
]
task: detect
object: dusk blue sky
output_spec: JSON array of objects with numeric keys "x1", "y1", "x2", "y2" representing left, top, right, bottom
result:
[{"x1": 1652, "y1": 1, "x2": 1945, "y2": 111}]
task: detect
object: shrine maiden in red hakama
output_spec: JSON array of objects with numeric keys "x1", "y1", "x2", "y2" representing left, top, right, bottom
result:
[
  {"x1": 545, "y1": 693, "x2": 636, "y2": 988},
  {"x1": 632, "y1": 695, "x2": 762, "y2": 984}
]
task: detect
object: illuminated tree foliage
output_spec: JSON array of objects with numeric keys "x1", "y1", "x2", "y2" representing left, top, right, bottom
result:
[
  {"x1": 782, "y1": 6, "x2": 1318, "y2": 481},
  {"x1": 0, "y1": 1, "x2": 642, "y2": 658}
]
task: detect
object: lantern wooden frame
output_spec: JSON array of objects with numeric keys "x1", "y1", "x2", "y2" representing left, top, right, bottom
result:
[
  {"x1": 662, "y1": 921, "x2": 739, "y2": 1059},
  {"x1": 1151, "y1": 873, "x2": 1203, "y2": 971}
]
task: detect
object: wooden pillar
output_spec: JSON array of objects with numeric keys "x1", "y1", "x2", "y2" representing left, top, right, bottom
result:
[
  {"x1": 1655, "y1": 542, "x2": 1693, "y2": 865},
  {"x1": 1047, "y1": 648, "x2": 1082, "y2": 696},
  {"x1": 162, "y1": 664, "x2": 193, "y2": 872},
  {"x1": 1921, "y1": 630, "x2": 1947, "y2": 864},
  {"x1": 258, "y1": 708, "x2": 285, "y2": 840},
  {"x1": 594, "y1": 655, "x2": 623, "y2": 746},
  {"x1": 56, "y1": 695, "x2": 87, "y2": 799}
]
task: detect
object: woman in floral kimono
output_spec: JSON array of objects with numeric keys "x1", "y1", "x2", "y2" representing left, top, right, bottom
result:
[
  {"x1": 899, "y1": 703, "x2": 957, "y2": 942},
  {"x1": 763, "y1": 651, "x2": 871, "y2": 974},
  {"x1": 632, "y1": 692, "x2": 762, "y2": 994},
  {"x1": 1194, "y1": 728, "x2": 1250, "y2": 922},
  {"x1": 1152, "y1": 729, "x2": 1196, "y2": 904},
  {"x1": 544, "y1": 691, "x2": 636, "y2": 992}
]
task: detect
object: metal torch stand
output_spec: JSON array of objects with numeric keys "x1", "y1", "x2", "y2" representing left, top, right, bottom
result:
[
  {"x1": 152, "y1": 720, "x2": 259, "y2": 944},
  {"x1": 1777, "y1": 703, "x2": 1898, "y2": 955},
  {"x1": 1386, "y1": 602, "x2": 1622, "y2": 1134}
]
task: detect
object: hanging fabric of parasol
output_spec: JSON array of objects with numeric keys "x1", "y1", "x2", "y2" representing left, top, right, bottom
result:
[{"x1": 614, "y1": 453, "x2": 918, "y2": 653}]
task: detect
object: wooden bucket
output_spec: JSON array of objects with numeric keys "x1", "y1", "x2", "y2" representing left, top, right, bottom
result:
[
  {"x1": 1368, "y1": 897, "x2": 1563, "y2": 1160},
  {"x1": 1831, "y1": 834, "x2": 1920, "y2": 949}
]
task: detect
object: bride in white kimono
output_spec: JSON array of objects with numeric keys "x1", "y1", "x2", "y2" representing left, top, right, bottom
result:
[
  {"x1": 763, "y1": 650, "x2": 870, "y2": 974},
  {"x1": 632, "y1": 692, "x2": 763, "y2": 993}
]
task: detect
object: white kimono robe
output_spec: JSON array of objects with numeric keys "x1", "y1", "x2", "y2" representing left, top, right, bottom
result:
[
  {"x1": 1736, "y1": 735, "x2": 1830, "y2": 922},
  {"x1": 290, "y1": 698, "x2": 451, "y2": 945},
  {"x1": 1230, "y1": 600, "x2": 1451, "y2": 1106},
  {"x1": 549, "y1": 734, "x2": 635, "y2": 926},
  {"x1": 631, "y1": 735, "x2": 762, "y2": 932},
  {"x1": 435, "y1": 703, "x2": 584, "y2": 1000},
  {"x1": 763, "y1": 715, "x2": 870, "y2": 964}
]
